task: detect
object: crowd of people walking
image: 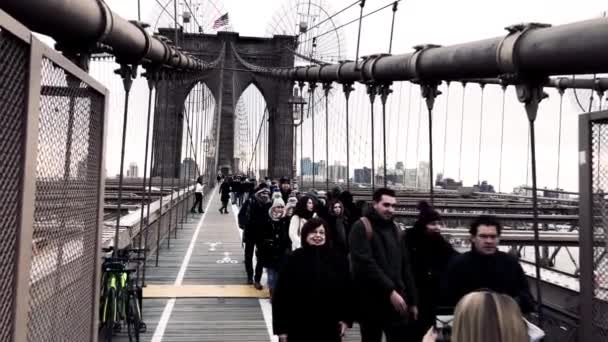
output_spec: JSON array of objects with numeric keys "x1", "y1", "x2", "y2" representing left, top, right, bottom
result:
[{"x1": 214, "y1": 174, "x2": 536, "y2": 342}]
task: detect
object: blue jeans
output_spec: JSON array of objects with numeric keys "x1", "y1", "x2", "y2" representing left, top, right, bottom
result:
[{"x1": 266, "y1": 268, "x2": 279, "y2": 290}]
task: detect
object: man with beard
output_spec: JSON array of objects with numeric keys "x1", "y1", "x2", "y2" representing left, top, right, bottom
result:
[
  {"x1": 404, "y1": 201, "x2": 457, "y2": 341},
  {"x1": 349, "y1": 188, "x2": 418, "y2": 342}
]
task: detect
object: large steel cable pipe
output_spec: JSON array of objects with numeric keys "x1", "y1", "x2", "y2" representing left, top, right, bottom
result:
[
  {"x1": 266, "y1": 19, "x2": 608, "y2": 82},
  {"x1": 1, "y1": 0, "x2": 212, "y2": 70}
]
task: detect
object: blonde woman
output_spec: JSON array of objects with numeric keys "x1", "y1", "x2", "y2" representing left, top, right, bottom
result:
[{"x1": 423, "y1": 291, "x2": 528, "y2": 342}]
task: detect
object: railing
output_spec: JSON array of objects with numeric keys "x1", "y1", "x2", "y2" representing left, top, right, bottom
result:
[{"x1": 0, "y1": 9, "x2": 107, "y2": 341}]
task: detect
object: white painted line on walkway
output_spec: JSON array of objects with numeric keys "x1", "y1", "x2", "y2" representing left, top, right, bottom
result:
[
  {"x1": 231, "y1": 203, "x2": 276, "y2": 342},
  {"x1": 151, "y1": 189, "x2": 216, "y2": 342}
]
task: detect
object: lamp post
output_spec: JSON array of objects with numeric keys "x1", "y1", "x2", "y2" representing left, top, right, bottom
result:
[{"x1": 288, "y1": 86, "x2": 306, "y2": 186}]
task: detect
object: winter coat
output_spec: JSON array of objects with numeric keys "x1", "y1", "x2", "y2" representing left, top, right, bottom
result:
[
  {"x1": 288, "y1": 215, "x2": 307, "y2": 250},
  {"x1": 348, "y1": 209, "x2": 418, "y2": 323},
  {"x1": 272, "y1": 245, "x2": 352, "y2": 342},
  {"x1": 323, "y1": 214, "x2": 350, "y2": 256},
  {"x1": 442, "y1": 248, "x2": 534, "y2": 314},
  {"x1": 258, "y1": 217, "x2": 291, "y2": 270},
  {"x1": 220, "y1": 182, "x2": 231, "y2": 201},
  {"x1": 404, "y1": 224, "x2": 458, "y2": 335},
  {"x1": 242, "y1": 194, "x2": 271, "y2": 243}
]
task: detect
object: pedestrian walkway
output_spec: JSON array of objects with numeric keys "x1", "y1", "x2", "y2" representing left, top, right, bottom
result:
[{"x1": 114, "y1": 189, "x2": 365, "y2": 342}]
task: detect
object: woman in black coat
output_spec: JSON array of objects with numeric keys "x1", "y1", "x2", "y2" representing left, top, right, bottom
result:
[
  {"x1": 404, "y1": 201, "x2": 458, "y2": 341},
  {"x1": 272, "y1": 218, "x2": 352, "y2": 342},
  {"x1": 219, "y1": 178, "x2": 231, "y2": 213}
]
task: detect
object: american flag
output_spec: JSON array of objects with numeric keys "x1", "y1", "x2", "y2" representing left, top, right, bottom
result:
[{"x1": 212, "y1": 13, "x2": 229, "y2": 29}]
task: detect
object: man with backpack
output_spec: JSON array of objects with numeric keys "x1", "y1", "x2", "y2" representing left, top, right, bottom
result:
[
  {"x1": 238, "y1": 184, "x2": 271, "y2": 290},
  {"x1": 349, "y1": 188, "x2": 418, "y2": 342}
]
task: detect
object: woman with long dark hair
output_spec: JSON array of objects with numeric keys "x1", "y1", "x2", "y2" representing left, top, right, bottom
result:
[
  {"x1": 288, "y1": 195, "x2": 316, "y2": 250},
  {"x1": 272, "y1": 218, "x2": 352, "y2": 342}
]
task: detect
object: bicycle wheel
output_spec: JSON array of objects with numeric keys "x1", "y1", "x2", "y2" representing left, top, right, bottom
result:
[
  {"x1": 127, "y1": 293, "x2": 141, "y2": 342},
  {"x1": 103, "y1": 287, "x2": 117, "y2": 342}
]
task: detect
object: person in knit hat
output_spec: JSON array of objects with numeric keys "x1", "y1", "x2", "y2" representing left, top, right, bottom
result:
[
  {"x1": 257, "y1": 195, "x2": 291, "y2": 295},
  {"x1": 404, "y1": 200, "x2": 458, "y2": 341}
]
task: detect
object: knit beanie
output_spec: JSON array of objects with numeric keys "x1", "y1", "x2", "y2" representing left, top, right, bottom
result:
[
  {"x1": 417, "y1": 200, "x2": 441, "y2": 225},
  {"x1": 269, "y1": 196, "x2": 286, "y2": 220}
]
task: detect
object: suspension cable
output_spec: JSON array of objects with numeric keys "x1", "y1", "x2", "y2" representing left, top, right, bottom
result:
[
  {"x1": 498, "y1": 85, "x2": 507, "y2": 193},
  {"x1": 388, "y1": 1, "x2": 398, "y2": 54},
  {"x1": 324, "y1": 83, "x2": 331, "y2": 190},
  {"x1": 113, "y1": 64, "x2": 135, "y2": 258},
  {"x1": 457, "y1": 82, "x2": 466, "y2": 182},
  {"x1": 414, "y1": 95, "x2": 422, "y2": 189},
  {"x1": 441, "y1": 81, "x2": 450, "y2": 177},
  {"x1": 354, "y1": 0, "x2": 366, "y2": 68},
  {"x1": 367, "y1": 84, "x2": 377, "y2": 190},
  {"x1": 303, "y1": 0, "x2": 361, "y2": 34},
  {"x1": 477, "y1": 83, "x2": 486, "y2": 185},
  {"x1": 301, "y1": 0, "x2": 401, "y2": 44},
  {"x1": 404, "y1": 83, "x2": 412, "y2": 182},
  {"x1": 556, "y1": 88, "x2": 564, "y2": 189},
  {"x1": 137, "y1": 77, "x2": 155, "y2": 287}
]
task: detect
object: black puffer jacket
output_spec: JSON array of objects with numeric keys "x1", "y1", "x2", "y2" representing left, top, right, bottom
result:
[
  {"x1": 404, "y1": 223, "x2": 457, "y2": 337},
  {"x1": 258, "y1": 217, "x2": 291, "y2": 270},
  {"x1": 349, "y1": 209, "x2": 418, "y2": 322},
  {"x1": 272, "y1": 245, "x2": 352, "y2": 342},
  {"x1": 242, "y1": 192, "x2": 271, "y2": 243},
  {"x1": 442, "y1": 248, "x2": 534, "y2": 314}
]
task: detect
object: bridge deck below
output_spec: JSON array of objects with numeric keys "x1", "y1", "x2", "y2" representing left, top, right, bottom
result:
[{"x1": 113, "y1": 191, "x2": 272, "y2": 342}]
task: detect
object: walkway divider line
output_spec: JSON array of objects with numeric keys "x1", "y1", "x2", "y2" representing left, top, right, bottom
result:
[
  {"x1": 231, "y1": 203, "x2": 277, "y2": 342},
  {"x1": 151, "y1": 188, "x2": 217, "y2": 342}
]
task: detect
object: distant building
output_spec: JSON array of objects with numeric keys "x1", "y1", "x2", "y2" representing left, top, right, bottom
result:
[
  {"x1": 328, "y1": 162, "x2": 348, "y2": 182},
  {"x1": 354, "y1": 167, "x2": 371, "y2": 184},
  {"x1": 180, "y1": 157, "x2": 198, "y2": 179},
  {"x1": 127, "y1": 162, "x2": 138, "y2": 178},
  {"x1": 301, "y1": 157, "x2": 313, "y2": 175}
]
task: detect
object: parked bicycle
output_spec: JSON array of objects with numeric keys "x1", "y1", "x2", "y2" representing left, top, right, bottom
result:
[{"x1": 99, "y1": 246, "x2": 147, "y2": 342}]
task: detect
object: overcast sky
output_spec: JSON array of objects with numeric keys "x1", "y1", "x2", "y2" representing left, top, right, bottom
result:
[{"x1": 95, "y1": 0, "x2": 608, "y2": 192}]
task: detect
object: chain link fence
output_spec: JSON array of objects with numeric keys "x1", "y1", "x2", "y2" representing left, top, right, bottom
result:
[
  {"x1": 0, "y1": 24, "x2": 29, "y2": 342},
  {"x1": 0, "y1": 10, "x2": 107, "y2": 341},
  {"x1": 589, "y1": 119, "x2": 608, "y2": 340},
  {"x1": 26, "y1": 57, "x2": 105, "y2": 341}
]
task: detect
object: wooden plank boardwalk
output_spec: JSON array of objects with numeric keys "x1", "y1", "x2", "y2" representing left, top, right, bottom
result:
[{"x1": 112, "y1": 189, "x2": 365, "y2": 342}]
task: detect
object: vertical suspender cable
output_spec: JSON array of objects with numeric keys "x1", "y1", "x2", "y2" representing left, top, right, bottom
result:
[
  {"x1": 477, "y1": 84, "x2": 485, "y2": 185},
  {"x1": 344, "y1": 84, "x2": 353, "y2": 191},
  {"x1": 324, "y1": 83, "x2": 331, "y2": 191},
  {"x1": 114, "y1": 64, "x2": 134, "y2": 258},
  {"x1": 380, "y1": 84, "x2": 391, "y2": 188},
  {"x1": 428, "y1": 105, "x2": 435, "y2": 204},
  {"x1": 404, "y1": 83, "x2": 412, "y2": 186},
  {"x1": 156, "y1": 79, "x2": 169, "y2": 267},
  {"x1": 414, "y1": 96, "x2": 422, "y2": 189},
  {"x1": 529, "y1": 118, "x2": 545, "y2": 327},
  {"x1": 441, "y1": 82, "x2": 450, "y2": 177},
  {"x1": 457, "y1": 82, "x2": 466, "y2": 182},
  {"x1": 556, "y1": 88, "x2": 564, "y2": 190},
  {"x1": 310, "y1": 84, "x2": 317, "y2": 189},
  {"x1": 498, "y1": 85, "x2": 507, "y2": 193},
  {"x1": 137, "y1": 77, "x2": 155, "y2": 287},
  {"x1": 368, "y1": 84, "x2": 377, "y2": 190},
  {"x1": 300, "y1": 83, "x2": 305, "y2": 185}
]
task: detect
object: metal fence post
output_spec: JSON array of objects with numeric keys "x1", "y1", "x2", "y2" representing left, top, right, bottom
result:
[{"x1": 578, "y1": 112, "x2": 596, "y2": 342}]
